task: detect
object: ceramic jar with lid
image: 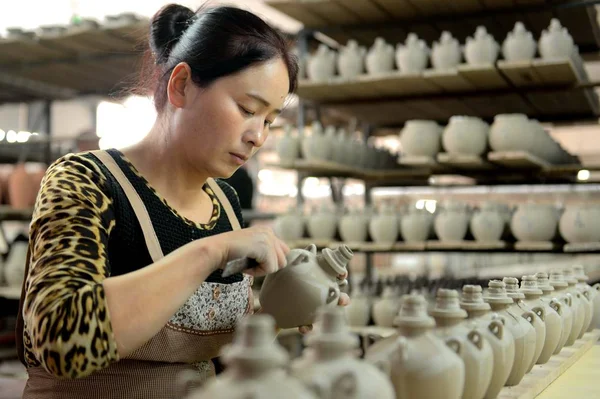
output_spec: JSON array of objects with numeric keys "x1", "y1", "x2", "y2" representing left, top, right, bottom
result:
[
  {"x1": 464, "y1": 26, "x2": 500, "y2": 65},
  {"x1": 432, "y1": 31, "x2": 462, "y2": 70},
  {"x1": 559, "y1": 203, "x2": 600, "y2": 243},
  {"x1": 519, "y1": 275, "x2": 562, "y2": 364},
  {"x1": 536, "y1": 272, "x2": 573, "y2": 354},
  {"x1": 185, "y1": 315, "x2": 316, "y2": 399},
  {"x1": 434, "y1": 201, "x2": 471, "y2": 242},
  {"x1": 539, "y1": 19, "x2": 575, "y2": 61},
  {"x1": 307, "y1": 203, "x2": 338, "y2": 241},
  {"x1": 366, "y1": 37, "x2": 395, "y2": 75},
  {"x1": 460, "y1": 285, "x2": 515, "y2": 399},
  {"x1": 431, "y1": 289, "x2": 494, "y2": 399},
  {"x1": 259, "y1": 244, "x2": 352, "y2": 329},
  {"x1": 400, "y1": 120, "x2": 443, "y2": 157},
  {"x1": 510, "y1": 203, "x2": 559, "y2": 242},
  {"x1": 470, "y1": 201, "x2": 506, "y2": 242},
  {"x1": 291, "y1": 307, "x2": 395, "y2": 398},
  {"x1": 369, "y1": 203, "x2": 399, "y2": 244},
  {"x1": 483, "y1": 280, "x2": 537, "y2": 387},
  {"x1": 307, "y1": 44, "x2": 337, "y2": 82},
  {"x1": 396, "y1": 33, "x2": 430, "y2": 73},
  {"x1": 400, "y1": 203, "x2": 433, "y2": 242},
  {"x1": 562, "y1": 268, "x2": 592, "y2": 338},
  {"x1": 276, "y1": 124, "x2": 300, "y2": 166},
  {"x1": 337, "y1": 39, "x2": 366, "y2": 79},
  {"x1": 548, "y1": 271, "x2": 580, "y2": 347},
  {"x1": 572, "y1": 265, "x2": 600, "y2": 332},
  {"x1": 365, "y1": 294, "x2": 465, "y2": 399},
  {"x1": 442, "y1": 116, "x2": 489, "y2": 156},
  {"x1": 503, "y1": 277, "x2": 546, "y2": 371},
  {"x1": 502, "y1": 22, "x2": 537, "y2": 62},
  {"x1": 339, "y1": 208, "x2": 369, "y2": 243}
]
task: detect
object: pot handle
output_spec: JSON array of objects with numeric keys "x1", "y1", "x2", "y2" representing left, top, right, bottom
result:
[
  {"x1": 522, "y1": 310, "x2": 536, "y2": 326},
  {"x1": 564, "y1": 293, "x2": 573, "y2": 307},
  {"x1": 594, "y1": 283, "x2": 600, "y2": 292},
  {"x1": 488, "y1": 319, "x2": 505, "y2": 341},
  {"x1": 446, "y1": 338, "x2": 462, "y2": 357},
  {"x1": 583, "y1": 289, "x2": 591, "y2": 302},
  {"x1": 532, "y1": 306, "x2": 546, "y2": 322},
  {"x1": 467, "y1": 330, "x2": 484, "y2": 351},
  {"x1": 550, "y1": 298, "x2": 563, "y2": 316}
]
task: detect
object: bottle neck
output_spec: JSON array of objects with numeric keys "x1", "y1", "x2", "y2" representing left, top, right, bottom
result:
[{"x1": 433, "y1": 316, "x2": 463, "y2": 327}]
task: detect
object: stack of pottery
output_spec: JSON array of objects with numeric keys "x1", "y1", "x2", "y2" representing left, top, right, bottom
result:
[
  {"x1": 442, "y1": 116, "x2": 489, "y2": 156},
  {"x1": 307, "y1": 44, "x2": 336, "y2": 82},
  {"x1": 396, "y1": 33, "x2": 429, "y2": 73},
  {"x1": 460, "y1": 285, "x2": 515, "y2": 398},
  {"x1": 464, "y1": 26, "x2": 500, "y2": 66},
  {"x1": 502, "y1": 22, "x2": 537, "y2": 61},
  {"x1": 559, "y1": 201, "x2": 600, "y2": 243},
  {"x1": 291, "y1": 307, "x2": 395, "y2": 398},
  {"x1": 536, "y1": 272, "x2": 573, "y2": 353},
  {"x1": 434, "y1": 201, "x2": 471, "y2": 242},
  {"x1": 307, "y1": 203, "x2": 337, "y2": 241},
  {"x1": 430, "y1": 289, "x2": 494, "y2": 399},
  {"x1": 366, "y1": 37, "x2": 395, "y2": 75},
  {"x1": 399, "y1": 120, "x2": 443, "y2": 158},
  {"x1": 510, "y1": 202, "x2": 559, "y2": 242},
  {"x1": 184, "y1": 315, "x2": 316, "y2": 398},
  {"x1": 400, "y1": 202, "x2": 434, "y2": 242},
  {"x1": 259, "y1": 244, "x2": 352, "y2": 329},
  {"x1": 431, "y1": 31, "x2": 462, "y2": 70},
  {"x1": 274, "y1": 208, "x2": 305, "y2": 241},
  {"x1": 470, "y1": 201, "x2": 507, "y2": 242},
  {"x1": 369, "y1": 203, "x2": 399, "y2": 244},
  {"x1": 276, "y1": 124, "x2": 301, "y2": 166},
  {"x1": 365, "y1": 294, "x2": 465, "y2": 399},
  {"x1": 337, "y1": 39, "x2": 366, "y2": 79},
  {"x1": 483, "y1": 280, "x2": 537, "y2": 386},
  {"x1": 339, "y1": 207, "x2": 369, "y2": 243}
]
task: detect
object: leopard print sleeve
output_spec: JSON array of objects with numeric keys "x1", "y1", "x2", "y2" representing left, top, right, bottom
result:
[{"x1": 22, "y1": 153, "x2": 120, "y2": 379}]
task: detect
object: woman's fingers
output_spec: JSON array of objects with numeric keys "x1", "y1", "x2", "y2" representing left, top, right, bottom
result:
[
  {"x1": 298, "y1": 325, "x2": 313, "y2": 334},
  {"x1": 338, "y1": 293, "x2": 351, "y2": 307}
]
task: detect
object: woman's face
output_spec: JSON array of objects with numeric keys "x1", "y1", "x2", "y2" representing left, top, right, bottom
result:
[{"x1": 168, "y1": 58, "x2": 290, "y2": 179}]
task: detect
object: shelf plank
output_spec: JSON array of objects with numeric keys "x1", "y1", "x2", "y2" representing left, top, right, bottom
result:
[
  {"x1": 405, "y1": 0, "x2": 454, "y2": 14},
  {"x1": 514, "y1": 241, "x2": 560, "y2": 251},
  {"x1": 423, "y1": 69, "x2": 476, "y2": 92},
  {"x1": 425, "y1": 240, "x2": 509, "y2": 251},
  {"x1": 398, "y1": 155, "x2": 439, "y2": 168},
  {"x1": 564, "y1": 242, "x2": 600, "y2": 253},
  {"x1": 488, "y1": 151, "x2": 552, "y2": 169},
  {"x1": 461, "y1": 241, "x2": 509, "y2": 250},
  {"x1": 300, "y1": 0, "x2": 364, "y2": 25},
  {"x1": 531, "y1": 59, "x2": 581, "y2": 86},
  {"x1": 370, "y1": 0, "x2": 419, "y2": 18},
  {"x1": 458, "y1": 64, "x2": 510, "y2": 90},
  {"x1": 358, "y1": 72, "x2": 442, "y2": 96},
  {"x1": 332, "y1": 0, "x2": 390, "y2": 23},
  {"x1": 265, "y1": 1, "x2": 329, "y2": 27},
  {"x1": 436, "y1": 153, "x2": 494, "y2": 170},
  {"x1": 497, "y1": 60, "x2": 546, "y2": 87}
]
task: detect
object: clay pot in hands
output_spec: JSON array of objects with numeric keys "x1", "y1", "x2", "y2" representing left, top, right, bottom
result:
[
  {"x1": 365, "y1": 294, "x2": 465, "y2": 399},
  {"x1": 291, "y1": 306, "x2": 395, "y2": 399},
  {"x1": 372, "y1": 286, "x2": 401, "y2": 328},
  {"x1": 184, "y1": 315, "x2": 316, "y2": 399},
  {"x1": 434, "y1": 201, "x2": 470, "y2": 242},
  {"x1": 520, "y1": 275, "x2": 562, "y2": 364},
  {"x1": 460, "y1": 285, "x2": 515, "y2": 399},
  {"x1": 431, "y1": 289, "x2": 494, "y2": 399},
  {"x1": 563, "y1": 268, "x2": 592, "y2": 338},
  {"x1": 259, "y1": 244, "x2": 352, "y2": 329},
  {"x1": 369, "y1": 204, "x2": 399, "y2": 244},
  {"x1": 503, "y1": 277, "x2": 546, "y2": 371},
  {"x1": 8, "y1": 163, "x2": 35, "y2": 210},
  {"x1": 483, "y1": 280, "x2": 537, "y2": 387},
  {"x1": 537, "y1": 272, "x2": 573, "y2": 353}
]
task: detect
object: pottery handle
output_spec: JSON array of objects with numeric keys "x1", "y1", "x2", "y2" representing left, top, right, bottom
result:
[
  {"x1": 550, "y1": 298, "x2": 563, "y2": 316},
  {"x1": 594, "y1": 283, "x2": 600, "y2": 292},
  {"x1": 174, "y1": 369, "x2": 205, "y2": 398},
  {"x1": 467, "y1": 330, "x2": 484, "y2": 351},
  {"x1": 491, "y1": 313, "x2": 507, "y2": 326},
  {"x1": 445, "y1": 338, "x2": 462, "y2": 357},
  {"x1": 583, "y1": 290, "x2": 591, "y2": 302},
  {"x1": 532, "y1": 306, "x2": 546, "y2": 322},
  {"x1": 522, "y1": 310, "x2": 536, "y2": 326},
  {"x1": 564, "y1": 293, "x2": 573, "y2": 307},
  {"x1": 488, "y1": 319, "x2": 505, "y2": 341}
]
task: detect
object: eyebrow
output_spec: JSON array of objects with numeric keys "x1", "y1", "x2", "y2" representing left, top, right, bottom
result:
[{"x1": 246, "y1": 93, "x2": 282, "y2": 114}]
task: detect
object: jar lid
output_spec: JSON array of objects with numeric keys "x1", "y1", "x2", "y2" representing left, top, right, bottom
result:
[
  {"x1": 430, "y1": 289, "x2": 468, "y2": 319},
  {"x1": 483, "y1": 280, "x2": 514, "y2": 305}
]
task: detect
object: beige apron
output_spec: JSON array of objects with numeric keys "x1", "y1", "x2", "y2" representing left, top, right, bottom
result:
[{"x1": 22, "y1": 150, "x2": 252, "y2": 399}]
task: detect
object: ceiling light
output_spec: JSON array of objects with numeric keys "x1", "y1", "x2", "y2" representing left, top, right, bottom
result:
[{"x1": 577, "y1": 169, "x2": 591, "y2": 181}]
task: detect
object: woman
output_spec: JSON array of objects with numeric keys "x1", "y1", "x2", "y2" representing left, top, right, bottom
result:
[{"x1": 16, "y1": 4, "x2": 348, "y2": 398}]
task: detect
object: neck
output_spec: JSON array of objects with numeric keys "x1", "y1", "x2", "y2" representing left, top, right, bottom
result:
[
  {"x1": 434, "y1": 317, "x2": 462, "y2": 327},
  {"x1": 466, "y1": 309, "x2": 487, "y2": 319}
]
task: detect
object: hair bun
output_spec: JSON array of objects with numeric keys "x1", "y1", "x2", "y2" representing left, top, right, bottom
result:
[{"x1": 150, "y1": 3, "x2": 195, "y2": 64}]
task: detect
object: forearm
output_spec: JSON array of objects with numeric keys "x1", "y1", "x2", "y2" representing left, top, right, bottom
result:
[{"x1": 103, "y1": 240, "x2": 222, "y2": 358}]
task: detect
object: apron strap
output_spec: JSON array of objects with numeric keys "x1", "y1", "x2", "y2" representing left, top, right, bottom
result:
[
  {"x1": 92, "y1": 150, "x2": 164, "y2": 262},
  {"x1": 206, "y1": 178, "x2": 241, "y2": 231}
]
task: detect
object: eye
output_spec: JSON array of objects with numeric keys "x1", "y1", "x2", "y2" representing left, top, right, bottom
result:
[
  {"x1": 264, "y1": 120, "x2": 274, "y2": 127},
  {"x1": 238, "y1": 105, "x2": 254, "y2": 117}
]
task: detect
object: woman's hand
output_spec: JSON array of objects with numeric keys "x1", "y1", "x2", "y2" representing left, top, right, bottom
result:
[{"x1": 206, "y1": 225, "x2": 290, "y2": 277}]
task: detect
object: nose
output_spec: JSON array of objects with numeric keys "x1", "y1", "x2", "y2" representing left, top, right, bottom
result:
[{"x1": 244, "y1": 123, "x2": 268, "y2": 148}]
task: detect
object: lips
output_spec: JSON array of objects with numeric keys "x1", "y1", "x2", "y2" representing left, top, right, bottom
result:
[{"x1": 230, "y1": 152, "x2": 249, "y2": 161}]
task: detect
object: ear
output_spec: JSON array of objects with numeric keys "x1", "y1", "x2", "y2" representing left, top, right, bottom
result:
[{"x1": 166, "y1": 62, "x2": 192, "y2": 109}]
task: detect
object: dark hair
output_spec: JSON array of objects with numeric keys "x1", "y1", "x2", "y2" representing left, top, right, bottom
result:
[{"x1": 138, "y1": 3, "x2": 299, "y2": 112}]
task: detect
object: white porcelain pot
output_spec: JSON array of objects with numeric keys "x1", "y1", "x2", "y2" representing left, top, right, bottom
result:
[
  {"x1": 307, "y1": 44, "x2": 337, "y2": 82},
  {"x1": 276, "y1": 124, "x2": 300, "y2": 166},
  {"x1": 396, "y1": 33, "x2": 429, "y2": 73},
  {"x1": 511, "y1": 203, "x2": 559, "y2": 242},
  {"x1": 274, "y1": 209, "x2": 305, "y2": 241},
  {"x1": 307, "y1": 204, "x2": 338, "y2": 240},
  {"x1": 470, "y1": 204, "x2": 505, "y2": 242},
  {"x1": 369, "y1": 204, "x2": 399, "y2": 244},
  {"x1": 502, "y1": 22, "x2": 537, "y2": 62},
  {"x1": 337, "y1": 39, "x2": 366, "y2": 79},
  {"x1": 431, "y1": 31, "x2": 462, "y2": 71},
  {"x1": 559, "y1": 204, "x2": 600, "y2": 243},
  {"x1": 442, "y1": 116, "x2": 489, "y2": 156},
  {"x1": 302, "y1": 121, "x2": 331, "y2": 161},
  {"x1": 539, "y1": 19, "x2": 575, "y2": 61},
  {"x1": 464, "y1": 26, "x2": 500, "y2": 65},
  {"x1": 400, "y1": 207, "x2": 433, "y2": 242},
  {"x1": 339, "y1": 209, "x2": 369, "y2": 243},
  {"x1": 488, "y1": 113, "x2": 533, "y2": 153},
  {"x1": 366, "y1": 37, "x2": 395, "y2": 75},
  {"x1": 434, "y1": 201, "x2": 471, "y2": 242},
  {"x1": 372, "y1": 287, "x2": 400, "y2": 328},
  {"x1": 345, "y1": 285, "x2": 371, "y2": 327},
  {"x1": 400, "y1": 120, "x2": 442, "y2": 157}
]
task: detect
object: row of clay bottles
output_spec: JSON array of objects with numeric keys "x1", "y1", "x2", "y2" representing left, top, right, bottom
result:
[{"x1": 183, "y1": 307, "x2": 396, "y2": 399}]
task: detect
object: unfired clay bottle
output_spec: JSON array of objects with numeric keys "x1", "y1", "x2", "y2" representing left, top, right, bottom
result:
[
  {"x1": 259, "y1": 244, "x2": 352, "y2": 328},
  {"x1": 572, "y1": 265, "x2": 599, "y2": 332},
  {"x1": 185, "y1": 315, "x2": 316, "y2": 399},
  {"x1": 483, "y1": 280, "x2": 536, "y2": 387},
  {"x1": 291, "y1": 306, "x2": 395, "y2": 399},
  {"x1": 365, "y1": 294, "x2": 465, "y2": 399},
  {"x1": 519, "y1": 275, "x2": 562, "y2": 364},
  {"x1": 431, "y1": 289, "x2": 493, "y2": 399},
  {"x1": 563, "y1": 267, "x2": 592, "y2": 337},
  {"x1": 460, "y1": 285, "x2": 515, "y2": 399},
  {"x1": 503, "y1": 277, "x2": 546, "y2": 371},
  {"x1": 373, "y1": 286, "x2": 401, "y2": 328},
  {"x1": 549, "y1": 270, "x2": 581, "y2": 346},
  {"x1": 536, "y1": 272, "x2": 572, "y2": 354}
]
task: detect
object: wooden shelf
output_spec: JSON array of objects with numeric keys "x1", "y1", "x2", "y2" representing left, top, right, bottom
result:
[{"x1": 564, "y1": 242, "x2": 600, "y2": 253}]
